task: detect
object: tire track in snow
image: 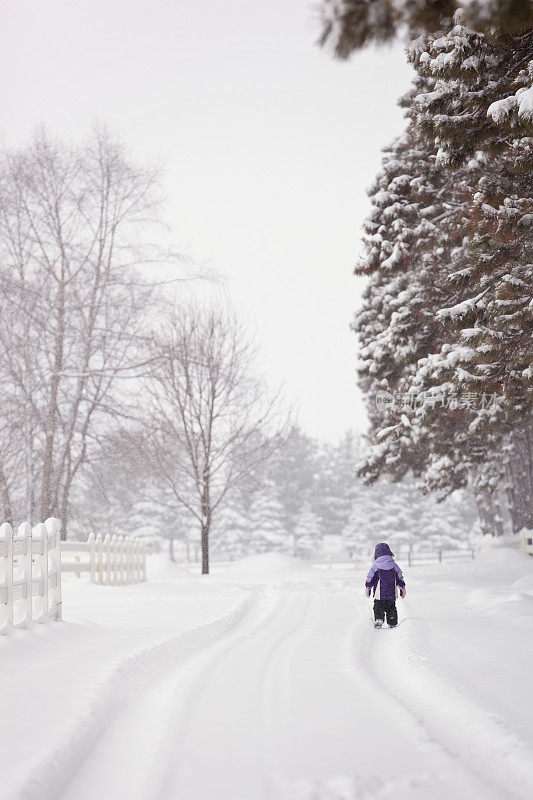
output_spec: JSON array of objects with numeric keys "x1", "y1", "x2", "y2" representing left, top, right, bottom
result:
[
  {"x1": 274, "y1": 587, "x2": 463, "y2": 800},
  {"x1": 353, "y1": 596, "x2": 531, "y2": 800},
  {"x1": 61, "y1": 587, "x2": 311, "y2": 800},
  {"x1": 386, "y1": 610, "x2": 533, "y2": 800},
  {"x1": 150, "y1": 588, "x2": 295, "y2": 800},
  {"x1": 153, "y1": 588, "x2": 316, "y2": 800},
  {"x1": 260, "y1": 590, "x2": 314, "y2": 732},
  {"x1": 54, "y1": 589, "x2": 267, "y2": 800},
  {"x1": 257, "y1": 591, "x2": 315, "y2": 797}
]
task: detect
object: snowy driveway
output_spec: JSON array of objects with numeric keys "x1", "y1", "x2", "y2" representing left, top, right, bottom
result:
[{"x1": 2, "y1": 551, "x2": 533, "y2": 800}]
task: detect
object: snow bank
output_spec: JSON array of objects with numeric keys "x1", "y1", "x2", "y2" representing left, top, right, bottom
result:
[
  {"x1": 1, "y1": 572, "x2": 252, "y2": 800},
  {"x1": 475, "y1": 545, "x2": 531, "y2": 567},
  {"x1": 512, "y1": 573, "x2": 533, "y2": 591},
  {"x1": 61, "y1": 573, "x2": 243, "y2": 631},
  {"x1": 146, "y1": 552, "x2": 194, "y2": 581},
  {"x1": 212, "y1": 552, "x2": 321, "y2": 582},
  {"x1": 465, "y1": 550, "x2": 533, "y2": 618}
]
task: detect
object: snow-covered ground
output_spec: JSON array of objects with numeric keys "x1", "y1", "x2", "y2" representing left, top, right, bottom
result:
[{"x1": 2, "y1": 549, "x2": 533, "y2": 800}]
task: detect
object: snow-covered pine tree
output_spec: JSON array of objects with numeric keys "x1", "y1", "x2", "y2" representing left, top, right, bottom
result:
[
  {"x1": 418, "y1": 488, "x2": 480, "y2": 549},
  {"x1": 343, "y1": 477, "x2": 477, "y2": 555},
  {"x1": 319, "y1": 1, "x2": 533, "y2": 59},
  {"x1": 408, "y1": 13, "x2": 533, "y2": 165},
  {"x1": 126, "y1": 497, "x2": 175, "y2": 554},
  {"x1": 360, "y1": 479, "x2": 418, "y2": 553},
  {"x1": 319, "y1": 2, "x2": 531, "y2": 536},
  {"x1": 342, "y1": 505, "x2": 373, "y2": 558},
  {"x1": 248, "y1": 489, "x2": 289, "y2": 554},
  {"x1": 352, "y1": 41, "x2": 531, "y2": 533},
  {"x1": 211, "y1": 503, "x2": 249, "y2": 560},
  {"x1": 406, "y1": 16, "x2": 531, "y2": 421},
  {"x1": 406, "y1": 18, "x2": 533, "y2": 529},
  {"x1": 314, "y1": 431, "x2": 361, "y2": 538},
  {"x1": 419, "y1": 141, "x2": 533, "y2": 530},
  {"x1": 355, "y1": 142, "x2": 444, "y2": 417},
  {"x1": 293, "y1": 502, "x2": 323, "y2": 558},
  {"x1": 353, "y1": 131, "x2": 518, "y2": 530},
  {"x1": 353, "y1": 104, "x2": 479, "y2": 490},
  {"x1": 264, "y1": 426, "x2": 319, "y2": 538}
]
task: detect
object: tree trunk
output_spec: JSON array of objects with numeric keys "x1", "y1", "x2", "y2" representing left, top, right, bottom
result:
[
  {"x1": 40, "y1": 280, "x2": 65, "y2": 522},
  {"x1": 506, "y1": 419, "x2": 533, "y2": 532},
  {"x1": 475, "y1": 487, "x2": 504, "y2": 537},
  {"x1": 59, "y1": 495, "x2": 69, "y2": 541},
  {"x1": 201, "y1": 475, "x2": 211, "y2": 574},
  {"x1": 169, "y1": 534, "x2": 175, "y2": 562},
  {"x1": 201, "y1": 523, "x2": 209, "y2": 575},
  {"x1": 0, "y1": 460, "x2": 13, "y2": 527}
]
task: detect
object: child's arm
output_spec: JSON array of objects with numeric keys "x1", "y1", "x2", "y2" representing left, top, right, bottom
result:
[
  {"x1": 394, "y1": 562, "x2": 406, "y2": 597},
  {"x1": 365, "y1": 563, "x2": 378, "y2": 596}
]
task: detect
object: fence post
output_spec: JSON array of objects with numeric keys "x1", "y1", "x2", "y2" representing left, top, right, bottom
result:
[
  {"x1": 115, "y1": 536, "x2": 121, "y2": 584},
  {"x1": 116, "y1": 536, "x2": 122, "y2": 584},
  {"x1": 118, "y1": 535, "x2": 124, "y2": 584},
  {"x1": 112, "y1": 534, "x2": 117, "y2": 585},
  {"x1": 117, "y1": 535, "x2": 124, "y2": 584},
  {"x1": 130, "y1": 540, "x2": 135, "y2": 583},
  {"x1": 408, "y1": 551, "x2": 412, "y2": 567},
  {"x1": 130, "y1": 540, "x2": 135, "y2": 582},
  {"x1": 0, "y1": 522, "x2": 14, "y2": 630},
  {"x1": 115, "y1": 535, "x2": 121, "y2": 585},
  {"x1": 121, "y1": 536, "x2": 127, "y2": 584},
  {"x1": 111, "y1": 535, "x2": 118, "y2": 585},
  {"x1": 438, "y1": 550, "x2": 442, "y2": 564},
  {"x1": 88, "y1": 533, "x2": 96, "y2": 583},
  {"x1": 17, "y1": 522, "x2": 32, "y2": 625},
  {"x1": 125, "y1": 538, "x2": 132, "y2": 583},
  {"x1": 33, "y1": 523, "x2": 48, "y2": 622},
  {"x1": 141, "y1": 543, "x2": 147, "y2": 582},
  {"x1": 138, "y1": 541, "x2": 144, "y2": 582},
  {"x1": 96, "y1": 533, "x2": 103, "y2": 584},
  {"x1": 45, "y1": 518, "x2": 61, "y2": 621},
  {"x1": 103, "y1": 534, "x2": 112, "y2": 585}
]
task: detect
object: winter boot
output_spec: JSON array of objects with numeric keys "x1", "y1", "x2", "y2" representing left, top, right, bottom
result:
[{"x1": 374, "y1": 619, "x2": 383, "y2": 629}]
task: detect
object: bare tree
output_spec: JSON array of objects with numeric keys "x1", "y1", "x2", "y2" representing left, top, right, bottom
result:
[
  {"x1": 148, "y1": 304, "x2": 285, "y2": 574},
  {"x1": 0, "y1": 127, "x2": 173, "y2": 536}
]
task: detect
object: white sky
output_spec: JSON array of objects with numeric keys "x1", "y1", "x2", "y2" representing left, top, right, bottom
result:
[{"x1": 0, "y1": 0, "x2": 413, "y2": 442}]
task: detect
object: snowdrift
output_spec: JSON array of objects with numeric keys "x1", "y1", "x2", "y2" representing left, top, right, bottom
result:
[
  {"x1": 212, "y1": 552, "x2": 321, "y2": 582},
  {"x1": 146, "y1": 552, "x2": 193, "y2": 581}
]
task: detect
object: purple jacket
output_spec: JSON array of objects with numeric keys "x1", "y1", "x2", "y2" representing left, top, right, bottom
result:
[{"x1": 365, "y1": 552, "x2": 405, "y2": 600}]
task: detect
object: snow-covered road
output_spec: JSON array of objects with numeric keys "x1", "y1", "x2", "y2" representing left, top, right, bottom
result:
[{"x1": 3, "y1": 551, "x2": 533, "y2": 800}]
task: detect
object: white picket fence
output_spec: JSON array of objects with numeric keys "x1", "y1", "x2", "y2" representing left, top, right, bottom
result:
[
  {"x1": 0, "y1": 517, "x2": 62, "y2": 632},
  {"x1": 521, "y1": 529, "x2": 533, "y2": 556},
  {"x1": 61, "y1": 533, "x2": 146, "y2": 585}
]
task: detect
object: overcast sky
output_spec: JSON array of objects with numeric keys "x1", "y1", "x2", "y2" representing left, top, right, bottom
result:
[{"x1": 0, "y1": 0, "x2": 413, "y2": 442}]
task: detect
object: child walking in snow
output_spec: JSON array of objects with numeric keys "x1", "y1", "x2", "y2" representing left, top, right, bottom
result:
[{"x1": 365, "y1": 542, "x2": 406, "y2": 628}]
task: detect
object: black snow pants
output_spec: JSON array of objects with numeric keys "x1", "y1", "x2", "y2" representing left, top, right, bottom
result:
[{"x1": 373, "y1": 599, "x2": 398, "y2": 627}]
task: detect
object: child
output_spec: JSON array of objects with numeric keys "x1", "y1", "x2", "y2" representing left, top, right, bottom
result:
[{"x1": 365, "y1": 542, "x2": 406, "y2": 628}]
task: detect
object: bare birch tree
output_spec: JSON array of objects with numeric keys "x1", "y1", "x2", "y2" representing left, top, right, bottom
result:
[
  {"x1": 0, "y1": 127, "x2": 168, "y2": 536},
  {"x1": 148, "y1": 304, "x2": 285, "y2": 574}
]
